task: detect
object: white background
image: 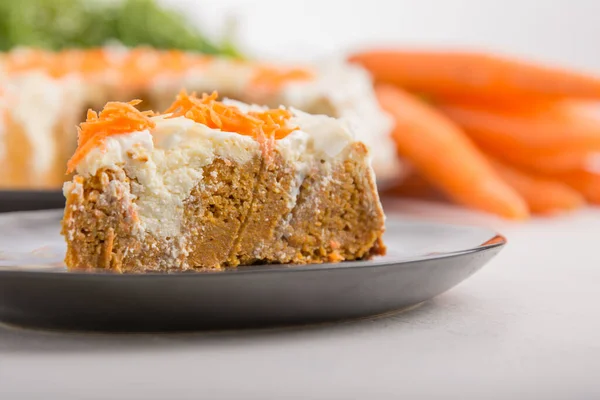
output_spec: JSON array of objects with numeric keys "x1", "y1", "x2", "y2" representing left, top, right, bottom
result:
[{"x1": 164, "y1": 0, "x2": 600, "y2": 72}]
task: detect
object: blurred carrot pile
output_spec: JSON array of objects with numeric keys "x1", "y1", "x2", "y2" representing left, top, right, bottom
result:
[{"x1": 350, "y1": 50, "x2": 600, "y2": 219}]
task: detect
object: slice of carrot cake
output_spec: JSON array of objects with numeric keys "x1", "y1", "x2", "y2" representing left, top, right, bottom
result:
[{"x1": 61, "y1": 91, "x2": 386, "y2": 272}]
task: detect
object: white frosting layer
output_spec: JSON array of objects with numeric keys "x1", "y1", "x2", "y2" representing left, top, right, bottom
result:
[
  {"x1": 290, "y1": 108, "x2": 354, "y2": 158},
  {"x1": 73, "y1": 108, "x2": 354, "y2": 238}
]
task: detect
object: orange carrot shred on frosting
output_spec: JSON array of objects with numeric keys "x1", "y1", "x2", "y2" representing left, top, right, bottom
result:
[
  {"x1": 66, "y1": 91, "x2": 299, "y2": 173},
  {"x1": 164, "y1": 90, "x2": 298, "y2": 141},
  {"x1": 66, "y1": 100, "x2": 155, "y2": 173}
]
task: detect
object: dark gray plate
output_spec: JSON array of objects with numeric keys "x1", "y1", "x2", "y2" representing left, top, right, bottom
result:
[
  {"x1": 0, "y1": 190, "x2": 65, "y2": 212},
  {"x1": 0, "y1": 210, "x2": 505, "y2": 332}
]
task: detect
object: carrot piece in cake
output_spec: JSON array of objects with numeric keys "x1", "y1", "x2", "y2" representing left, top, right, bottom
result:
[{"x1": 66, "y1": 100, "x2": 155, "y2": 174}]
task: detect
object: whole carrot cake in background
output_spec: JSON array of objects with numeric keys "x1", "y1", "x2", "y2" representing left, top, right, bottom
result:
[
  {"x1": 0, "y1": 47, "x2": 399, "y2": 189},
  {"x1": 61, "y1": 91, "x2": 386, "y2": 272}
]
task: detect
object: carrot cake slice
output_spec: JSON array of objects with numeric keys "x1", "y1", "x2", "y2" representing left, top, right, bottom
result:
[{"x1": 61, "y1": 91, "x2": 386, "y2": 272}]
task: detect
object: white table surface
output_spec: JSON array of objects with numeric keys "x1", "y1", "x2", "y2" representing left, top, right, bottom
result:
[{"x1": 1, "y1": 199, "x2": 599, "y2": 400}]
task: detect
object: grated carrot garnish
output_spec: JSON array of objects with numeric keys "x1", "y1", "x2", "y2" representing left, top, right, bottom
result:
[
  {"x1": 66, "y1": 100, "x2": 155, "y2": 173},
  {"x1": 164, "y1": 90, "x2": 298, "y2": 143},
  {"x1": 249, "y1": 65, "x2": 314, "y2": 91},
  {"x1": 66, "y1": 91, "x2": 299, "y2": 173}
]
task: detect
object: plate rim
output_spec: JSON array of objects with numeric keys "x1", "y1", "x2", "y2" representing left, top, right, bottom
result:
[{"x1": 0, "y1": 209, "x2": 506, "y2": 278}]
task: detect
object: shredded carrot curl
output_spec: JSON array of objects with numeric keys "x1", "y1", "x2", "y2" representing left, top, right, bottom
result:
[
  {"x1": 66, "y1": 91, "x2": 299, "y2": 173},
  {"x1": 165, "y1": 90, "x2": 298, "y2": 141},
  {"x1": 66, "y1": 100, "x2": 155, "y2": 173}
]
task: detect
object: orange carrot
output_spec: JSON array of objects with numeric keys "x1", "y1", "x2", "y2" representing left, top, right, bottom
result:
[
  {"x1": 349, "y1": 50, "x2": 600, "y2": 100},
  {"x1": 477, "y1": 142, "x2": 591, "y2": 173},
  {"x1": 489, "y1": 158, "x2": 585, "y2": 214},
  {"x1": 548, "y1": 169, "x2": 600, "y2": 204},
  {"x1": 425, "y1": 92, "x2": 557, "y2": 111},
  {"x1": 375, "y1": 84, "x2": 529, "y2": 219},
  {"x1": 436, "y1": 101, "x2": 600, "y2": 152}
]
